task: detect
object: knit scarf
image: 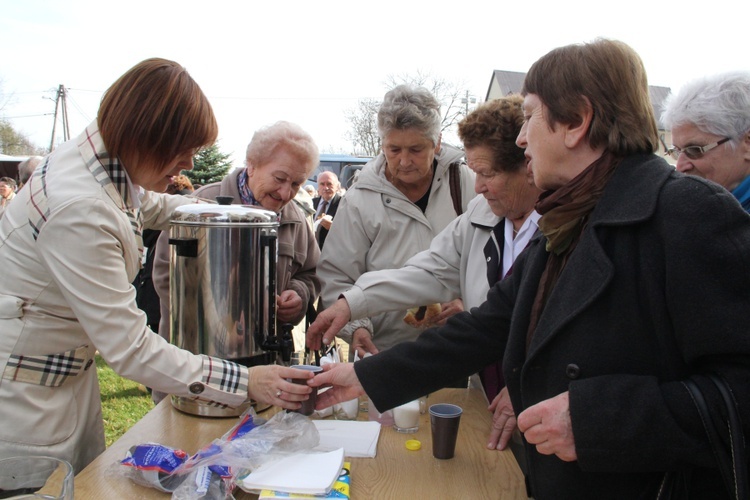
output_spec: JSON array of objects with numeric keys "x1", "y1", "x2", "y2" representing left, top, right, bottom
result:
[{"x1": 525, "y1": 152, "x2": 620, "y2": 352}]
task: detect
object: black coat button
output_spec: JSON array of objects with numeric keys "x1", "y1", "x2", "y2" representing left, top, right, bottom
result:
[
  {"x1": 565, "y1": 364, "x2": 581, "y2": 379},
  {"x1": 189, "y1": 382, "x2": 205, "y2": 394},
  {"x1": 84, "y1": 359, "x2": 94, "y2": 371}
]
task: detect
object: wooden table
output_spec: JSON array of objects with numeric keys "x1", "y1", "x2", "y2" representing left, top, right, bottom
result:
[{"x1": 74, "y1": 376, "x2": 526, "y2": 499}]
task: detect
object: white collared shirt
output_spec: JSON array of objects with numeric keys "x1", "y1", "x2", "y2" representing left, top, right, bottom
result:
[{"x1": 502, "y1": 211, "x2": 541, "y2": 277}]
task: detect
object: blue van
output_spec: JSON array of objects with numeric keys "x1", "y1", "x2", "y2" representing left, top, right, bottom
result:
[{"x1": 309, "y1": 154, "x2": 372, "y2": 189}]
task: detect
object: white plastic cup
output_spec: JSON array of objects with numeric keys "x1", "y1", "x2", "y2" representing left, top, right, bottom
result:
[{"x1": 333, "y1": 398, "x2": 360, "y2": 420}]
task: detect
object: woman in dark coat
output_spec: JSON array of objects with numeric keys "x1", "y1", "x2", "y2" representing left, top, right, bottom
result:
[{"x1": 308, "y1": 39, "x2": 750, "y2": 499}]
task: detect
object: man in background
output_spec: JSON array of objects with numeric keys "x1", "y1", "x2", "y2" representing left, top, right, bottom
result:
[
  {"x1": 313, "y1": 171, "x2": 341, "y2": 249},
  {"x1": 17, "y1": 156, "x2": 44, "y2": 187}
]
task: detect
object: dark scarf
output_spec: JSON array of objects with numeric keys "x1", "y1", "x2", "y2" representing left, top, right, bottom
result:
[{"x1": 525, "y1": 152, "x2": 620, "y2": 352}]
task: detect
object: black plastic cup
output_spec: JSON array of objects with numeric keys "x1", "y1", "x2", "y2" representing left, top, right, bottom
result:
[
  {"x1": 290, "y1": 365, "x2": 322, "y2": 416},
  {"x1": 429, "y1": 403, "x2": 463, "y2": 459}
]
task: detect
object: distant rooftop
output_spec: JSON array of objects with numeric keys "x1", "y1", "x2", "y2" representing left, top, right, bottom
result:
[{"x1": 486, "y1": 70, "x2": 672, "y2": 129}]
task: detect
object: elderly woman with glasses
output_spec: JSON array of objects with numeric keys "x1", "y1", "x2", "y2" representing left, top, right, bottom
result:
[{"x1": 662, "y1": 71, "x2": 750, "y2": 212}]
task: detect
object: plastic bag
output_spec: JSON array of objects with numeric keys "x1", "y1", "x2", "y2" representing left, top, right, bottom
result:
[
  {"x1": 120, "y1": 443, "x2": 190, "y2": 492},
  {"x1": 118, "y1": 407, "x2": 320, "y2": 500},
  {"x1": 177, "y1": 409, "x2": 318, "y2": 474}
]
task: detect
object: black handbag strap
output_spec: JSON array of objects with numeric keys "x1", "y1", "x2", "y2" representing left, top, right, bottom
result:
[
  {"x1": 708, "y1": 373, "x2": 748, "y2": 500},
  {"x1": 683, "y1": 374, "x2": 748, "y2": 500},
  {"x1": 448, "y1": 161, "x2": 463, "y2": 216}
]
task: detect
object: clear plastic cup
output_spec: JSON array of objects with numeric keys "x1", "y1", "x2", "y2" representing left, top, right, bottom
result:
[{"x1": 0, "y1": 455, "x2": 74, "y2": 499}]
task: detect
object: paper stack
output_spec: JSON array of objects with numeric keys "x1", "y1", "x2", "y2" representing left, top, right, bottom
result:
[{"x1": 239, "y1": 448, "x2": 345, "y2": 495}]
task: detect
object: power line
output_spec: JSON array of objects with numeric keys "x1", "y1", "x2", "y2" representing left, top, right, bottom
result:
[{"x1": 3, "y1": 113, "x2": 53, "y2": 119}]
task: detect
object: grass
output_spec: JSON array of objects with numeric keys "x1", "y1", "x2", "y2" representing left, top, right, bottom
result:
[{"x1": 96, "y1": 355, "x2": 155, "y2": 447}]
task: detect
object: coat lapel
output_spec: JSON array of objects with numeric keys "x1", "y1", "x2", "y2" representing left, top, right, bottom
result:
[{"x1": 77, "y1": 123, "x2": 144, "y2": 263}]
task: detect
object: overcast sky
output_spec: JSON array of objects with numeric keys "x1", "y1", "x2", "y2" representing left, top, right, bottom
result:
[{"x1": 2, "y1": 0, "x2": 749, "y2": 169}]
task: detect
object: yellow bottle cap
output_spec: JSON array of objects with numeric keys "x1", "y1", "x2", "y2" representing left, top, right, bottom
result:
[{"x1": 405, "y1": 439, "x2": 421, "y2": 451}]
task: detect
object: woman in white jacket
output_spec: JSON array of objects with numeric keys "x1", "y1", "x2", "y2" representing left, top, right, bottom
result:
[
  {"x1": 317, "y1": 84, "x2": 476, "y2": 355},
  {"x1": 0, "y1": 58, "x2": 312, "y2": 473}
]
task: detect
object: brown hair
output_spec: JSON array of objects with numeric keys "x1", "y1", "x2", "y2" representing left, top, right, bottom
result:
[
  {"x1": 523, "y1": 38, "x2": 658, "y2": 156},
  {"x1": 458, "y1": 95, "x2": 526, "y2": 173},
  {"x1": 98, "y1": 58, "x2": 218, "y2": 172}
]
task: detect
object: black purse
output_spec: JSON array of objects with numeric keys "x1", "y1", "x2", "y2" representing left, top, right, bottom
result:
[{"x1": 660, "y1": 373, "x2": 748, "y2": 499}]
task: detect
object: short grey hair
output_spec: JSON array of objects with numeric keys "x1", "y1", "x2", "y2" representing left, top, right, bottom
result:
[
  {"x1": 245, "y1": 121, "x2": 319, "y2": 176},
  {"x1": 662, "y1": 71, "x2": 750, "y2": 148},
  {"x1": 377, "y1": 84, "x2": 441, "y2": 145},
  {"x1": 18, "y1": 156, "x2": 44, "y2": 184}
]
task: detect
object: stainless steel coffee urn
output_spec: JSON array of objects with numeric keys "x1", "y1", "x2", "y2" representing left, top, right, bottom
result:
[{"x1": 167, "y1": 200, "x2": 284, "y2": 417}]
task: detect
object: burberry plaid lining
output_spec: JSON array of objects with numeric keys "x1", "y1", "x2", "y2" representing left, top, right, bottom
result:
[
  {"x1": 200, "y1": 355, "x2": 248, "y2": 397},
  {"x1": 3, "y1": 345, "x2": 90, "y2": 387},
  {"x1": 27, "y1": 157, "x2": 51, "y2": 240}
]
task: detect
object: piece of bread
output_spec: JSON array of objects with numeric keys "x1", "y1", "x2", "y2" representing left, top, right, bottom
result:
[{"x1": 403, "y1": 303, "x2": 442, "y2": 327}]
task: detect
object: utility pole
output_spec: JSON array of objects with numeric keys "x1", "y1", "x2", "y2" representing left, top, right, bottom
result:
[
  {"x1": 49, "y1": 84, "x2": 70, "y2": 152},
  {"x1": 462, "y1": 90, "x2": 476, "y2": 116}
]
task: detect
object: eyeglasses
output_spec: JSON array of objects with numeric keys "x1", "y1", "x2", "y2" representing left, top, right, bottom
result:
[{"x1": 666, "y1": 137, "x2": 731, "y2": 160}]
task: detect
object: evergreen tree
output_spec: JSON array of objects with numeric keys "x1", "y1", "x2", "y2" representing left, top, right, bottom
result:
[{"x1": 186, "y1": 143, "x2": 233, "y2": 186}]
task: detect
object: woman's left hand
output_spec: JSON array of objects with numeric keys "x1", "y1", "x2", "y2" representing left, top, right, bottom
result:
[
  {"x1": 517, "y1": 391, "x2": 577, "y2": 462},
  {"x1": 276, "y1": 290, "x2": 303, "y2": 323}
]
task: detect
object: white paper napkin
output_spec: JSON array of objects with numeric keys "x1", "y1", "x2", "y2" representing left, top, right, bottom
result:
[
  {"x1": 311, "y1": 420, "x2": 381, "y2": 458},
  {"x1": 238, "y1": 448, "x2": 345, "y2": 495}
]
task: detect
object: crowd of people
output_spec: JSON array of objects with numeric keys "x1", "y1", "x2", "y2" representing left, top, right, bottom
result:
[{"x1": 1, "y1": 39, "x2": 749, "y2": 499}]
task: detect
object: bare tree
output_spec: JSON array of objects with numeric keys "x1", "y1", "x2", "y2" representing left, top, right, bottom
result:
[
  {"x1": 0, "y1": 78, "x2": 11, "y2": 114},
  {"x1": 344, "y1": 98, "x2": 381, "y2": 156},
  {"x1": 384, "y1": 70, "x2": 470, "y2": 135},
  {"x1": 345, "y1": 71, "x2": 474, "y2": 154}
]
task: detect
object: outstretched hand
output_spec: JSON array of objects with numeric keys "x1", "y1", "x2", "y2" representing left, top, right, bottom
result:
[
  {"x1": 308, "y1": 363, "x2": 366, "y2": 410},
  {"x1": 306, "y1": 298, "x2": 352, "y2": 350}
]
